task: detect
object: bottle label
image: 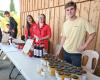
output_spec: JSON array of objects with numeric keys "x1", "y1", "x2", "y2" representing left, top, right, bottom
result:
[{"x1": 34, "y1": 48, "x2": 36, "y2": 56}]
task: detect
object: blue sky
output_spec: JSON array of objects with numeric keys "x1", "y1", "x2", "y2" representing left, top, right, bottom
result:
[{"x1": 0, "y1": 0, "x2": 20, "y2": 13}]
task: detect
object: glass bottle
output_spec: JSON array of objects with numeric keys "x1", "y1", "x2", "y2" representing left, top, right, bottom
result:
[
  {"x1": 36, "y1": 45, "x2": 39, "y2": 58},
  {"x1": 39, "y1": 46, "x2": 43, "y2": 58},
  {"x1": 8, "y1": 36, "x2": 12, "y2": 45},
  {"x1": 34, "y1": 44, "x2": 37, "y2": 57}
]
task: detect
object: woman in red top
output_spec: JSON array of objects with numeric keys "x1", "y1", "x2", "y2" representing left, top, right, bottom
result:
[
  {"x1": 24, "y1": 15, "x2": 37, "y2": 39},
  {"x1": 34, "y1": 14, "x2": 51, "y2": 51}
]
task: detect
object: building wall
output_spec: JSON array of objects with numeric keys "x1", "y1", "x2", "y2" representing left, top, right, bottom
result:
[
  {"x1": 20, "y1": 0, "x2": 100, "y2": 75},
  {"x1": 20, "y1": 0, "x2": 100, "y2": 52}
]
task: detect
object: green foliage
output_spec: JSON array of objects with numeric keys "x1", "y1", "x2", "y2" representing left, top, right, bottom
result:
[
  {"x1": 10, "y1": 0, "x2": 16, "y2": 12},
  {"x1": 0, "y1": 12, "x2": 3, "y2": 17}
]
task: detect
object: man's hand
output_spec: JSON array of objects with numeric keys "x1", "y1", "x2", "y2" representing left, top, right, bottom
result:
[
  {"x1": 77, "y1": 44, "x2": 87, "y2": 52},
  {"x1": 78, "y1": 33, "x2": 95, "y2": 52},
  {"x1": 54, "y1": 45, "x2": 61, "y2": 57},
  {"x1": 55, "y1": 50, "x2": 60, "y2": 57}
]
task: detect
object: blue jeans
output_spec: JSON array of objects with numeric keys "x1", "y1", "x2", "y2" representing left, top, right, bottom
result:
[{"x1": 63, "y1": 48, "x2": 82, "y2": 67}]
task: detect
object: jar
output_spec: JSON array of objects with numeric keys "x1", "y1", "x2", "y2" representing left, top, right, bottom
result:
[
  {"x1": 55, "y1": 69, "x2": 59, "y2": 79},
  {"x1": 57, "y1": 71, "x2": 65, "y2": 80},
  {"x1": 55, "y1": 69, "x2": 62, "y2": 79},
  {"x1": 64, "y1": 73, "x2": 71, "y2": 80},
  {"x1": 71, "y1": 74, "x2": 80, "y2": 80},
  {"x1": 49, "y1": 66, "x2": 55, "y2": 76},
  {"x1": 41, "y1": 57, "x2": 48, "y2": 66},
  {"x1": 81, "y1": 70, "x2": 87, "y2": 80}
]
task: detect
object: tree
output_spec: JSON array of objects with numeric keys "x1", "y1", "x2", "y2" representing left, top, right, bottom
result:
[
  {"x1": 0, "y1": 12, "x2": 3, "y2": 17},
  {"x1": 10, "y1": 0, "x2": 16, "y2": 12},
  {"x1": 0, "y1": 10, "x2": 4, "y2": 17}
]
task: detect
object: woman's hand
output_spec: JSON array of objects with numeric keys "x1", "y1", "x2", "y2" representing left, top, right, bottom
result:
[
  {"x1": 12, "y1": 29, "x2": 15, "y2": 32},
  {"x1": 34, "y1": 35, "x2": 40, "y2": 42}
]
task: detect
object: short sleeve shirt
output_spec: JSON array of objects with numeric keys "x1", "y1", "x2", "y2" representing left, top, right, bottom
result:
[{"x1": 61, "y1": 17, "x2": 96, "y2": 53}]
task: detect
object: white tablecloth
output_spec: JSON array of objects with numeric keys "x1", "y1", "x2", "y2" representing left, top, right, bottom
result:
[
  {"x1": 0, "y1": 43, "x2": 56, "y2": 80},
  {"x1": 0, "y1": 43, "x2": 99, "y2": 80}
]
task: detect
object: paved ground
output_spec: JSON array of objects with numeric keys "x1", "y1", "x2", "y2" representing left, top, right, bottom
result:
[{"x1": 0, "y1": 53, "x2": 25, "y2": 80}]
